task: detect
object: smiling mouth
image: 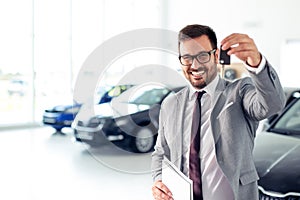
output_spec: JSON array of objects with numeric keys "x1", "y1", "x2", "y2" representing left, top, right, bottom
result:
[{"x1": 190, "y1": 70, "x2": 205, "y2": 76}]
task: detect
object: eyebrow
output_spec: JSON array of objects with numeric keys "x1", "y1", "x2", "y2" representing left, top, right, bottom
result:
[{"x1": 181, "y1": 50, "x2": 208, "y2": 57}]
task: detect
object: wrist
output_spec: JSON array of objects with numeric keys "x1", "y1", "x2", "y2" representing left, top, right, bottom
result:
[
  {"x1": 246, "y1": 53, "x2": 262, "y2": 68},
  {"x1": 245, "y1": 55, "x2": 266, "y2": 74}
]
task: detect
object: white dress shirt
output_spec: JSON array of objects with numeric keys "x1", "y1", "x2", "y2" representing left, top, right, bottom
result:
[{"x1": 182, "y1": 75, "x2": 234, "y2": 200}]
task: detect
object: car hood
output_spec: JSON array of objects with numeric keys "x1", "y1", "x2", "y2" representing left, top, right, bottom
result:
[
  {"x1": 75, "y1": 102, "x2": 151, "y2": 122},
  {"x1": 253, "y1": 132, "x2": 300, "y2": 194},
  {"x1": 45, "y1": 104, "x2": 81, "y2": 112},
  {"x1": 94, "y1": 102, "x2": 151, "y2": 118}
]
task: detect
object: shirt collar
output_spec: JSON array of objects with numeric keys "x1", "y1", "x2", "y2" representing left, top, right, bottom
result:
[{"x1": 188, "y1": 75, "x2": 220, "y2": 100}]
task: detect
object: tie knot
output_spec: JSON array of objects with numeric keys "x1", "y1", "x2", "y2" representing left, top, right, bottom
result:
[{"x1": 197, "y1": 91, "x2": 206, "y2": 100}]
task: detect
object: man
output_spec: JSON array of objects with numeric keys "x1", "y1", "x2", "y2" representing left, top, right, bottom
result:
[{"x1": 151, "y1": 24, "x2": 286, "y2": 200}]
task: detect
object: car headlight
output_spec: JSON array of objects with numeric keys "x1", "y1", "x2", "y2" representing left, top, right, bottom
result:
[
  {"x1": 115, "y1": 117, "x2": 129, "y2": 127},
  {"x1": 65, "y1": 106, "x2": 81, "y2": 114},
  {"x1": 89, "y1": 117, "x2": 107, "y2": 125}
]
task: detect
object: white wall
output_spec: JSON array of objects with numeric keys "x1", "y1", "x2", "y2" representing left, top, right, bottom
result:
[
  {"x1": 165, "y1": 0, "x2": 300, "y2": 75},
  {"x1": 1, "y1": 0, "x2": 300, "y2": 125}
]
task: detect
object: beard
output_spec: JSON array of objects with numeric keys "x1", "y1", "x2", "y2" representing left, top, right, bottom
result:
[
  {"x1": 187, "y1": 66, "x2": 208, "y2": 89},
  {"x1": 191, "y1": 80, "x2": 207, "y2": 89},
  {"x1": 184, "y1": 64, "x2": 217, "y2": 89}
]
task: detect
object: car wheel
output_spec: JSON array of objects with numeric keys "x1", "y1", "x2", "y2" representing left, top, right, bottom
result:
[
  {"x1": 131, "y1": 126, "x2": 155, "y2": 153},
  {"x1": 224, "y1": 68, "x2": 237, "y2": 80},
  {"x1": 54, "y1": 128, "x2": 62, "y2": 132}
]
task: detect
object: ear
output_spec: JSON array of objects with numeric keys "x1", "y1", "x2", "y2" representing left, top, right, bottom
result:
[{"x1": 215, "y1": 48, "x2": 220, "y2": 63}]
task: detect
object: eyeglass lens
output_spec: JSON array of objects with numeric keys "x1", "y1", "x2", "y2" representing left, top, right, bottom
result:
[{"x1": 180, "y1": 52, "x2": 210, "y2": 66}]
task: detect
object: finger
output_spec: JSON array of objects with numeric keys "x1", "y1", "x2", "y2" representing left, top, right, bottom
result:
[
  {"x1": 152, "y1": 181, "x2": 173, "y2": 200},
  {"x1": 152, "y1": 188, "x2": 173, "y2": 200},
  {"x1": 228, "y1": 43, "x2": 258, "y2": 55},
  {"x1": 231, "y1": 50, "x2": 261, "y2": 66},
  {"x1": 221, "y1": 33, "x2": 249, "y2": 44},
  {"x1": 231, "y1": 50, "x2": 253, "y2": 61},
  {"x1": 155, "y1": 181, "x2": 173, "y2": 197},
  {"x1": 221, "y1": 33, "x2": 253, "y2": 50},
  {"x1": 223, "y1": 35, "x2": 261, "y2": 65}
]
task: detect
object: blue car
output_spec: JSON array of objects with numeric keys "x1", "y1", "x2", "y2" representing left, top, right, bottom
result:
[{"x1": 42, "y1": 85, "x2": 133, "y2": 132}]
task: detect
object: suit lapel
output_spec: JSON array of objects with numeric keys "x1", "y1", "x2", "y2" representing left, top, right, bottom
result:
[
  {"x1": 210, "y1": 78, "x2": 227, "y2": 143},
  {"x1": 172, "y1": 87, "x2": 189, "y2": 169}
]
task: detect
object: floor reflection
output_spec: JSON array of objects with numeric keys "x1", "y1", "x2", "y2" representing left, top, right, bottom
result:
[{"x1": 0, "y1": 126, "x2": 153, "y2": 200}]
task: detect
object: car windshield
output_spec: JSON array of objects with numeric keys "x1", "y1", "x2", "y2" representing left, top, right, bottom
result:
[
  {"x1": 272, "y1": 98, "x2": 300, "y2": 135},
  {"x1": 129, "y1": 87, "x2": 170, "y2": 105}
]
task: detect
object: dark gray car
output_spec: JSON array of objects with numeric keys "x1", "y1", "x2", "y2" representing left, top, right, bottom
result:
[
  {"x1": 73, "y1": 84, "x2": 183, "y2": 153},
  {"x1": 254, "y1": 90, "x2": 300, "y2": 199}
]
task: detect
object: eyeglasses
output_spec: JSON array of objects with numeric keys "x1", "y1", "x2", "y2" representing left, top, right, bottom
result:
[{"x1": 179, "y1": 49, "x2": 216, "y2": 66}]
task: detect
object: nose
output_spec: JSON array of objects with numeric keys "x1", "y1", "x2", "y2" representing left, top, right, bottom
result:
[{"x1": 191, "y1": 58, "x2": 201, "y2": 70}]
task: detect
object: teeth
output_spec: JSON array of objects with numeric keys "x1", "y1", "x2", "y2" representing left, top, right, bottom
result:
[{"x1": 191, "y1": 71, "x2": 205, "y2": 76}]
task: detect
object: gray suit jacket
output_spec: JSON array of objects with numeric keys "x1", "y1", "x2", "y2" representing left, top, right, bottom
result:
[{"x1": 151, "y1": 62, "x2": 286, "y2": 200}]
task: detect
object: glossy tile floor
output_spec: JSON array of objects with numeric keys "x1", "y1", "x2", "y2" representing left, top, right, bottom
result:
[{"x1": 0, "y1": 126, "x2": 154, "y2": 200}]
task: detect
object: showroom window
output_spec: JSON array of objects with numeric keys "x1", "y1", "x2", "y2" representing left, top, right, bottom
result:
[
  {"x1": 0, "y1": 0, "x2": 165, "y2": 127},
  {"x1": 0, "y1": 0, "x2": 33, "y2": 125},
  {"x1": 33, "y1": 0, "x2": 73, "y2": 122}
]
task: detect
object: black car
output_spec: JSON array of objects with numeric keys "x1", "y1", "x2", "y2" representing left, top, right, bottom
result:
[
  {"x1": 254, "y1": 90, "x2": 300, "y2": 199},
  {"x1": 266, "y1": 88, "x2": 300, "y2": 125},
  {"x1": 73, "y1": 84, "x2": 183, "y2": 153}
]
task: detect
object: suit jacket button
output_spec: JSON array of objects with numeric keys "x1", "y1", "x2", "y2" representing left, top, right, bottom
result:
[{"x1": 271, "y1": 71, "x2": 276, "y2": 80}]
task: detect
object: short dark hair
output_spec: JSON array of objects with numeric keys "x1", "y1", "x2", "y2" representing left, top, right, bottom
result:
[{"x1": 178, "y1": 24, "x2": 217, "y2": 53}]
